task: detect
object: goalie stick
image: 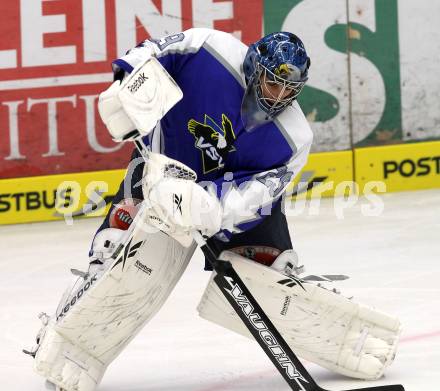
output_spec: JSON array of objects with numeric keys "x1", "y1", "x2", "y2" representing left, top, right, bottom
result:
[{"x1": 131, "y1": 138, "x2": 405, "y2": 391}]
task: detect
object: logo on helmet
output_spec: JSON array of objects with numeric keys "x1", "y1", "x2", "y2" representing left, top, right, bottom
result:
[{"x1": 275, "y1": 64, "x2": 290, "y2": 77}]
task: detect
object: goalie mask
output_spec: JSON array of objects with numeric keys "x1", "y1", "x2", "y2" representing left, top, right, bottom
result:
[{"x1": 241, "y1": 32, "x2": 310, "y2": 130}]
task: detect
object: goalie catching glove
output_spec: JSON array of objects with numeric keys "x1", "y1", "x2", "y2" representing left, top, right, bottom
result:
[{"x1": 142, "y1": 153, "x2": 222, "y2": 238}]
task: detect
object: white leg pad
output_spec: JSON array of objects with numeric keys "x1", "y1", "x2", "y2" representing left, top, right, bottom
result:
[
  {"x1": 197, "y1": 251, "x2": 402, "y2": 380},
  {"x1": 34, "y1": 325, "x2": 105, "y2": 391},
  {"x1": 35, "y1": 223, "x2": 196, "y2": 391}
]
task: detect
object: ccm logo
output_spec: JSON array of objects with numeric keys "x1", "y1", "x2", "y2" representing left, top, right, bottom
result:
[
  {"x1": 383, "y1": 157, "x2": 440, "y2": 179},
  {"x1": 128, "y1": 72, "x2": 148, "y2": 94}
]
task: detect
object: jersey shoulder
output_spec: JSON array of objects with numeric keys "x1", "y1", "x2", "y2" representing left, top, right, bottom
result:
[
  {"x1": 274, "y1": 101, "x2": 313, "y2": 157},
  {"x1": 177, "y1": 28, "x2": 247, "y2": 87},
  {"x1": 114, "y1": 28, "x2": 248, "y2": 86},
  {"x1": 202, "y1": 30, "x2": 248, "y2": 87}
]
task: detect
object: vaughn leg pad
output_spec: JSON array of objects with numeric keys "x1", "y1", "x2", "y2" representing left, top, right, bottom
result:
[{"x1": 197, "y1": 251, "x2": 401, "y2": 380}]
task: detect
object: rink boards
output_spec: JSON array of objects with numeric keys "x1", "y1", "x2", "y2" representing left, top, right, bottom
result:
[
  {"x1": 1, "y1": 140, "x2": 439, "y2": 225},
  {"x1": 0, "y1": 169, "x2": 123, "y2": 225}
]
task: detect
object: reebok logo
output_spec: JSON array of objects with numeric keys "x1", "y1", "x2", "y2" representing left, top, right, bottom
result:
[
  {"x1": 277, "y1": 275, "x2": 307, "y2": 291},
  {"x1": 127, "y1": 72, "x2": 148, "y2": 94},
  {"x1": 111, "y1": 239, "x2": 144, "y2": 271},
  {"x1": 135, "y1": 260, "x2": 153, "y2": 275},
  {"x1": 280, "y1": 296, "x2": 291, "y2": 316},
  {"x1": 56, "y1": 275, "x2": 98, "y2": 321},
  {"x1": 173, "y1": 193, "x2": 183, "y2": 215}
]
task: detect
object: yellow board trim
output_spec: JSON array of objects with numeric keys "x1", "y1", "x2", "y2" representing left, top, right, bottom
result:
[
  {"x1": 2, "y1": 142, "x2": 438, "y2": 225},
  {"x1": 289, "y1": 150, "x2": 354, "y2": 199},
  {"x1": 355, "y1": 141, "x2": 440, "y2": 193},
  {"x1": 0, "y1": 169, "x2": 126, "y2": 225}
]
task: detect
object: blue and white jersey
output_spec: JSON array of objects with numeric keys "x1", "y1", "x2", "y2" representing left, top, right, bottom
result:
[{"x1": 113, "y1": 28, "x2": 313, "y2": 236}]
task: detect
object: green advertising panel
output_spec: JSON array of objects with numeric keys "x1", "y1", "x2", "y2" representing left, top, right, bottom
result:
[{"x1": 265, "y1": 0, "x2": 440, "y2": 150}]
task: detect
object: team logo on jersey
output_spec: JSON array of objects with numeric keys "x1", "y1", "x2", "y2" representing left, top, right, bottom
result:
[{"x1": 187, "y1": 114, "x2": 236, "y2": 174}]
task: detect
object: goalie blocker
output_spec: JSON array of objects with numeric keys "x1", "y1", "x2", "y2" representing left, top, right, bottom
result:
[{"x1": 98, "y1": 57, "x2": 183, "y2": 141}]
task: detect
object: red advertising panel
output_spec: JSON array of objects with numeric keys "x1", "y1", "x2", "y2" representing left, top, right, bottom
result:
[{"x1": 0, "y1": 0, "x2": 263, "y2": 179}]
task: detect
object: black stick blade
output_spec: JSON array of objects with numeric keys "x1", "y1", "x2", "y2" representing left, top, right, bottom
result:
[{"x1": 343, "y1": 384, "x2": 405, "y2": 391}]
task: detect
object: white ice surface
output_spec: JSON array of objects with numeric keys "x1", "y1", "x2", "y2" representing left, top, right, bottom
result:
[{"x1": 0, "y1": 189, "x2": 439, "y2": 391}]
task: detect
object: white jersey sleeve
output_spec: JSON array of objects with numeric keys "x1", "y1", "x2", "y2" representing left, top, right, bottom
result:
[{"x1": 219, "y1": 102, "x2": 313, "y2": 233}]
